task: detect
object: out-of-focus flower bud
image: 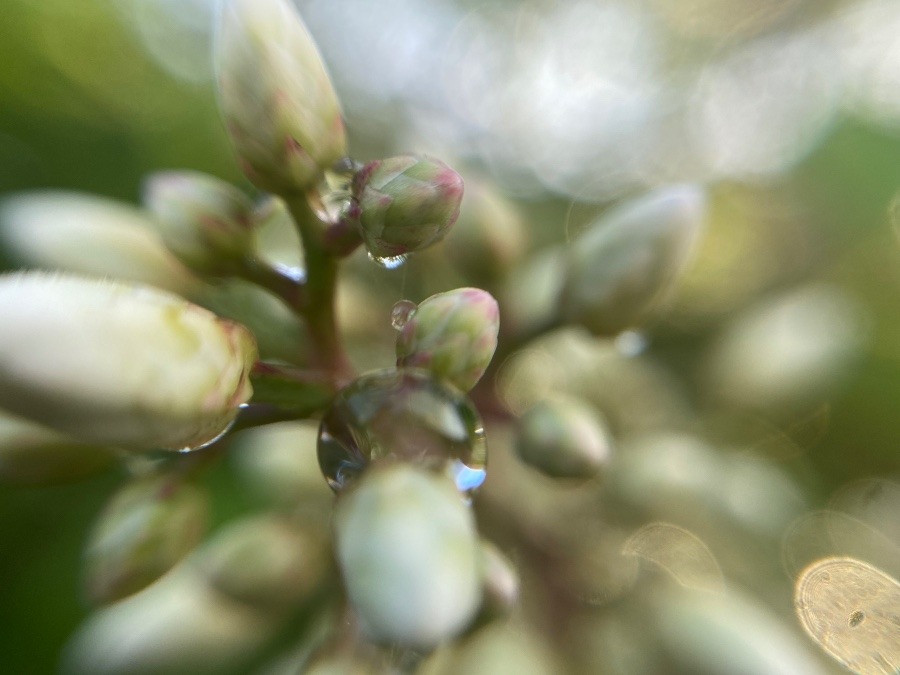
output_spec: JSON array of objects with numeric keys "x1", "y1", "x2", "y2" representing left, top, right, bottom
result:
[
  {"x1": 442, "y1": 181, "x2": 529, "y2": 287},
  {"x1": 560, "y1": 185, "x2": 706, "y2": 336},
  {"x1": 83, "y1": 474, "x2": 209, "y2": 604},
  {"x1": 334, "y1": 464, "x2": 481, "y2": 648},
  {"x1": 350, "y1": 155, "x2": 464, "y2": 259},
  {"x1": 0, "y1": 272, "x2": 257, "y2": 451},
  {"x1": 396, "y1": 288, "x2": 499, "y2": 392},
  {"x1": 215, "y1": 0, "x2": 347, "y2": 193},
  {"x1": 477, "y1": 540, "x2": 520, "y2": 620},
  {"x1": 198, "y1": 514, "x2": 332, "y2": 614},
  {"x1": 514, "y1": 396, "x2": 612, "y2": 479},
  {"x1": 142, "y1": 171, "x2": 255, "y2": 275},
  {"x1": 64, "y1": 566, "x2": 278, "y2": 675},
  {"x1": 0, "y1": 191, "x2": 199, "y2": 295},
  {"x1": 0, "y1": 410, "x2": 116, "y2": 486}
]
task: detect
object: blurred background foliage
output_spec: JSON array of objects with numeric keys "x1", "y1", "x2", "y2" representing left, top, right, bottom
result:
[{"x1": 1, "y1": 0, "x2": 900, "y2": 672}]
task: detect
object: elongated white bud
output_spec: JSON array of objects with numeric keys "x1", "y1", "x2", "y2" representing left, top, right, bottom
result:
[
  {"x1": 215, "y1": 0, "x2": 347, "y2": 193},
  {"x1": 334, "y1": 464, "x2": 482, "y2": 647},
  {"x1": 0, "y1": 191, "x2": 199, "y2": 295},
  {"x1": 0, "y1": 272, "x2": 256, "y2": 450},
  {"x1": 560, "y1": 185, "x2": 706, "y2": 336}
]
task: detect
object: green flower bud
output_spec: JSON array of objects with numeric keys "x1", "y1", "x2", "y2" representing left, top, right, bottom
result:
[
  {"x1": 560, "y1": 185, "x2": 706, "y2": 336},
  {"x1": 198, "y1": 514, "x2": 332, "y2": 614},
  {"x1": 83, "y1": 474, "x2": 209, "y2": 604},
  {"x1": 64, "y1": 566, "x2": 278, "y2": 675},
  {"x1": 396, "y1": 288, "x2": 499, "y2": 392},
  {"x1": 514, "y1": 396, "x2": 612, "y2": 479},
  {"x1": 0, "y1": 409, "x2": 116, "y2": 486},
  {"x1": 215, "y1": 0, "x2": 347, "y2": 193},
  {"x1": 0, "y1": 191, "x2": 199, "y2": 295},
  {"x1": 0, "y1": 272, "x2": 257, "y2": 451},
  {"x1": 350, "y1": 155, "x2": 464, "y2": 259},
  {"x1": 477, "y1": 540, "x2": 520, "y2": 620},
  {"x1": 142, "y1": 171, "x2": 255, "y2": 275},
  {"x1": 334, "y1": 464, "x2": 481, "y2": 648},
  {"x1": 442, "y1": 181, "x2": 529, "y2": 286}
]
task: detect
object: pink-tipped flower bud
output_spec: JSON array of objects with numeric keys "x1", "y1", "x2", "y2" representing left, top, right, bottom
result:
[
  {"x1": 215, "y1": 0, "x2": 347, "y2": 194},
  {"x1": 143, "y1": 171, "x2": 255, "y2": 275},
  {"x1": 350, "y1": 155, "x2": 464, "y2": 259},
  {"x1": 396, "y1": 288, "x2": 499, "y2": 392}
]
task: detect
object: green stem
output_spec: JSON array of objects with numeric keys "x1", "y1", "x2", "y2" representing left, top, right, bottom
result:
[
  {"x1": 239, "y1": 256, "x2": 307, "y2": 311},
  {"x1": 284, "y1": 192, "x2": 354, "y2": 385}
]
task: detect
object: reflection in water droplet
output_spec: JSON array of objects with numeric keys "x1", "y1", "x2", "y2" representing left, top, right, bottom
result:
[
  {"x1": 317, "y1": 369, "x2": 487, "y2": 493},
  {"x1": 368, "y1": 251, "x2": 408, "y2": 269},
  {"x1": 391, "y1": 299, "x2": 418, "y2": 331}
]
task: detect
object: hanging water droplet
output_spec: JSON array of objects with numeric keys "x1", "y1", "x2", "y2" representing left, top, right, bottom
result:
[
  {"x1": 391, "y1": 300, "x2": 418, "y2": 331},
  {"x1": 317, "y1": 368, "x2": 487, "y2": 494},
  {"x1": 368, "y1": 251, "x2": 408, "y2": 269}
]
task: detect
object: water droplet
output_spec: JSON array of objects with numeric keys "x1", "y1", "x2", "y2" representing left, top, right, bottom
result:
[
  {"x1": 312, "y1": 169, "x2": 354, "y2": 223},
  {"x1": 391, "y1": 300, "x2": 418, "y2": 331},
  {"x1": 368, "y1": 251, "x2": 408, "y2": 269},
  {"x1": 317, "y1": 369, "x2": 487, "y2": 493}
]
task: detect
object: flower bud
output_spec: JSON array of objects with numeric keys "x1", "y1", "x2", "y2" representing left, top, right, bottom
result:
[
  {"x1": 442, "y1": 181, "x2": 529, "y2": 287},
  {"x1": 0, "y1": 409, "x2": 116, "y2": 486},
  {"x1": 0, "y1": 272, "x2": 257, "y2": 451},
  {"x1": 334, "y1": 464, "x2": 482, "y2": 647},
  {"x1": 560, "y1": 185, "x2": 706, "y2": 336},
  {"x1": 350, "y1": 155, "x2": 464, "y2": 259},
  {"x1": 83, "y1": 474, "x2": 209, "y2": 604},
  {"x1": 215, "y1": 0, "x2": 347, "y2": 193},
  {"x1": 142, "y1": 171, "x2": 255, "y2": 275},
  {"x1": 514, "y1": 396, "x2": 612, "y2": 479},
  {"x1": 198, "y1": 514, "x2": 332, "y2": 614},
  {"x1": 396, "y1": 288, "x2": 499, "y2": 392},
  {"x1": 477, "y1": 540, "x2": 520, "y2": 620},
  {"x1": 0, "y1": 191, "x2": 199, "y2": 295}
]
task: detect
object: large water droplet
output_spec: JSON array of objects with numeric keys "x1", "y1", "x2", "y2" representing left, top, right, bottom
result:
[
  {"x1": 391, "y1": 299, "x2": 417, "y2": 331},
  {"x1": 368, "y1": 251, "x2": 408, "y2": 269},
  {"x1": 317, "y1": 369, "x2": 487, "y2": 493}
]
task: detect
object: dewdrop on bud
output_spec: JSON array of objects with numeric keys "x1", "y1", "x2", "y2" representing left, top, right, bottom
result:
[
  {"x1": 143, "y1": 171, "x2": 255, "y2": 275},
  {"x1": 215, "y1": 0, "x2": 347, "y2": 193},
  {"x1": 396, "y1": 288, "x2": 499, "y2": 392},
  {"x1": 514, "y1": 396, "x2": 612, "y2": 479},
  {"x1": 0, "y1": 272, "x2": 257, "y2": 451},
  {"x1": 560, "y1": 185, "x2": 706, "y2": 336},
  {"x1": 317, "y1": 368, "x2": 487, "y2": 494},
  {"x1": 83, "y1": 474, "x2": 209, "y2": 605},
  {"x1": 333, "y1": 464, "x2": 482, "y2": 648},
  {"x1": 350, "y1": 155, "x2": 464, "y2": 260}
]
